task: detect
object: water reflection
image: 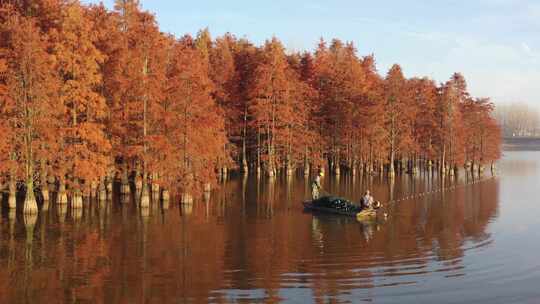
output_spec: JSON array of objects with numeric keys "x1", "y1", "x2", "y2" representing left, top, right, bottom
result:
[{"x1": 0, "y1": 159, "x2": 505, "y2": 303}]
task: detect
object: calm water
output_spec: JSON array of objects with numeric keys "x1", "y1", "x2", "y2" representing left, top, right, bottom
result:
[{"x1": 1, "y1": 151, "x2": 539, "y2": 303}]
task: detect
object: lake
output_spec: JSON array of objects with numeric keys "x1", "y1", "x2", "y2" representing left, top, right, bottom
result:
[{"x1": 1, "y1": 150, "x2": 539, "y2": 303}]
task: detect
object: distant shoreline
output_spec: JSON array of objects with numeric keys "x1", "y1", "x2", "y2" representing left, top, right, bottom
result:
[{"x1": 503, "y1": 137, "x2": 540, "y2": 151}]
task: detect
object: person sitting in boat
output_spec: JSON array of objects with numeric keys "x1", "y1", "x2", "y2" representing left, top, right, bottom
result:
[
  {"x1": 311, "y1": 170, "x2": 324, "y2": 199},
  {"x1": 360, "y1": 190, "x2": 374, "y2": 209}
]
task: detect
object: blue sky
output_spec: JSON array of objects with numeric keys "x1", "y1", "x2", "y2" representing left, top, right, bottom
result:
[{"x1": 84, "y1": 0, "x2": 540, "y2": 105}]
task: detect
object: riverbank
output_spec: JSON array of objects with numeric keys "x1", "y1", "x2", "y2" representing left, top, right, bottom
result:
[{"x1": 503, "y1": 137, "x2": 540, "y2": 151}]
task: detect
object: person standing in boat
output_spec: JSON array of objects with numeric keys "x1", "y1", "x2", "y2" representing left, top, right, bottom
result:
[
  {"x1": 361, "y1": 190, "x2": 374, "y2": 209},
  {"x1": 311, "y1": 170, "x2": 324, "y2": 199}
]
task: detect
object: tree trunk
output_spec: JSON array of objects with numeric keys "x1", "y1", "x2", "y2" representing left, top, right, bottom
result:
[
  {"x1": 106, "y1": 173, "x2": 113, "y2": 199},
  {"x1": 140, "y1": 55, "x2": 150, "y2": 210},
  {"x1": 162, "y1": 191, "x2": 170, "y2": 210},
  {"x1": 121, "y1": 163, "x2": 129, "y2": 195},
  {"x1": 58, "y1": 177, "x2": 68, "y2": 204},
  {"x1": 389, "y1": 111, "x2": 396, "y2": 178},
  {"x1": 72, "y1": 180, "x2": 83, "y2": 209},
  {"x1": 90, "y1": 179, "x2": 98, "y2": 199},
  {"x1": 41, "y1": 184, "x2": 49, "y2": 211},
  {"x1": 161, "y1": 189, "x2": 170, "y2": 202},
  {"x1": 98, "y1": 178, "x2": 107, "y2": 202},
  {"x1": 72, "y1": 191, "x2": 83, "y2": 209},
  {"x1": 304, "y1": 147, "x2": 310, "y2": 176},
  {"x1": 23, "y1": 179, "x2": 38, "y2": 214},
  {"x1": 256, "y1": 126, "x2": 261, "y2": 176},
  {"x1": 41, "y1": 160, "x2": 49, "y2": 202},
  {"x1": 8, "y1": 177, "x2": 16, "y2": 209},
  {"x1": 241, "y1": 107, "x2": 249, "y2": 174},
  {"x1": 135, "y1": 167, "x2": 143, "y2": 195},
  {"x1": 286, "y1": 154, "x2": 293, "y2": 176},
  {"x1": 389, "y1": 149, "x2": 395, "y2": 178},
  {"x1": 181, "y1": 192, "x2": 193, "y2": 204},
  {"x1": 412, "y1": 155, "x2": 419, "y2": 175},
  {"x1": 140, "y1": 172, "x2": 150, "y2": 208},
  {"x1": 151, "y1": 172, "x2": 160, "y2": 197},
  {"x1": 441, "y1": 145, "x2": 446, "y2": 175},
  {"x1": 221, "y1": 167, "x2": 228, "y2": 181},
  {"x1": 268, "y1": 94, "x2": 276, "y2": 178}
]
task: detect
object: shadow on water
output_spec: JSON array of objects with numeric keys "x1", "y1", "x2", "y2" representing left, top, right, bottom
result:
[{"x1": 0, "y1": 157, "x2": 521, "y2": 303}]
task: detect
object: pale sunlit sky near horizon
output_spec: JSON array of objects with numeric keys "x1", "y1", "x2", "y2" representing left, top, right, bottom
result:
[{"x1": 83, "y1": 0, "x2": 540, "y2": 106}]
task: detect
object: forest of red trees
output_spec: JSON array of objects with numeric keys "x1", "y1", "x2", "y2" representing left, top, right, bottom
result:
[{"x1": 0, "y1": 0, "x2": 501, "y2": 214}]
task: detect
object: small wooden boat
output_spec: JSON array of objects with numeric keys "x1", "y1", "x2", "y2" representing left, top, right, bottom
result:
[{"x1": 303, "y1": 196, "x2": 387, "y2": 221}]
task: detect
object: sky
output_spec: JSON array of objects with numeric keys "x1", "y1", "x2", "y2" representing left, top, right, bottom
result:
[{"x1": 83, "y1": 0, "x2": 540, "y2": 106}]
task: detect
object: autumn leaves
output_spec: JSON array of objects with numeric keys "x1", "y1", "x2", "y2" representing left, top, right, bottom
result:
[
  {"x1": 0, "y1": 7, "x2": 60, "y2": 214},
  {"x1": 0, "y1": 0, "x2": 501, "y2": 214}
]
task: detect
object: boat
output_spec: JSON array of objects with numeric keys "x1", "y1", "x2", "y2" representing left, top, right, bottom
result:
[{"x1": 303, "y1": 196, "x2": 387, "y2": 221}]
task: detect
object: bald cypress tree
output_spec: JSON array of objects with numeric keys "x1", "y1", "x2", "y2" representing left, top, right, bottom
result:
[{"x1": 0, "y1": 8, "x2": 60, "y2": 213}]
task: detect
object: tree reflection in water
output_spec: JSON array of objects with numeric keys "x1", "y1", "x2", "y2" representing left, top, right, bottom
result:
[{"x1": 0, "y1": 171, "x2": 499, "y2": 303}]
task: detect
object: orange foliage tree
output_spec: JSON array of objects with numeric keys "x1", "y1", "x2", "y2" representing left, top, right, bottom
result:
[
  {"x1": 0, "y1": 0, "x2": 503, "y2": 210},
  {"x1": 383, "y1": 64, "x2": 413, "y2": 177},
  {"x1": 149, "y1": 36, "x2": 228, "y2": 200},
  {"x1": 248, "y1": 38, "x2": 313, "y2": 176},
  {"x1": 52, "y1": 1, "x2": 111, "y2": 205},
  {"x1": 435, "y1": 73, "x2": 468, "y2": 174},
  {"x1": 0, "y1": 7, "x2": 60, "y2": 213}
]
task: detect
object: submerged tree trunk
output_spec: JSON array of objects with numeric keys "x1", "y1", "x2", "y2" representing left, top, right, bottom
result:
[
  {"x1": 151, "y1": 172, "x2": 160, "y2": 198},
  {"x1": 334, "y1": 147, "x2": 341, "y2": 176},
  {"x1": 23, "y1": 180, "x2": 38, "y2": 214},
  {"x1": 141, "y1": 56, "x2": 150, "y2": 209},
  {"x1": 121, "y1": 163, "x2": 129, "y2": 195},
  {"x1": 351, "y1": 156, "x2": 357, "y2": 176},
  {"x1": 72, "y1": 179, "x2": 83, "y2": 209},
  {"x1": 58, "y1": 177, "x2": 68, "y2": 204},
  {"x1": 389, "y1": 112, "x2": 396, "y2": 178},
  {"x1": 256, "y1": 126, "x2": 261, "y2": 176},
  {"x1": 41, "y1": 185, "x2": 49, "y2": 211},
  {"x1": 181, "y1": 192, "x2": 193, "y2": 204},
  {"x1": 90, "y1": 179, "x2": 98, "y2": 200},
  {"x1": 223, "y1": 166, "x2": 229, "y2": 181},
  {"x1": 40, "y1": 160, "x2": 49, "y2": 203},
  {"x1": 140, "y1": 172, "x2": 150, "y2": 208},
  {"x1": 106, "y1": 171, "x2": 113, "y2": 199},
  {"x1": 412, "y1": 154, "x2": 419, "y2": 175},
  {"x1": 286, "y1": 154, "x2": 293, "y2": 176},
  {"x1": 161, "y1": 189, "x2": 170, "y2": 202},
  {"x1": 204, "y1": 183, "x2": 211, "y2": 193},
  {"x1": 72, "y1": 190, "x2": 83, "y2": 209},
  {"x1": 135, "y1": 165, "x2": 143, "y2": 195},
  {"x1": 98, "y1": 178, "x2": 107, "y2": 202},
  {"x1": 241, "y1": 107, "x2": 249, "y2": 174},
  {"x1": 162, "y1": 190, "x2": 170, "y2": 209},
  {"x1": 389, "y1": 150, "x2": 395, "y2": 178},
  {"x1": 8, "y1": 177, "x2": 16, "y2": 209},
  {"x1": 267, "y1": 94, "x2": 276, "y2": 178},
  {"x1": 304, "y1": 147, "x2": 310, "y2": 176},
  {"x1": 441, "y1": 144, "x2": 446, "y2": 175}
]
